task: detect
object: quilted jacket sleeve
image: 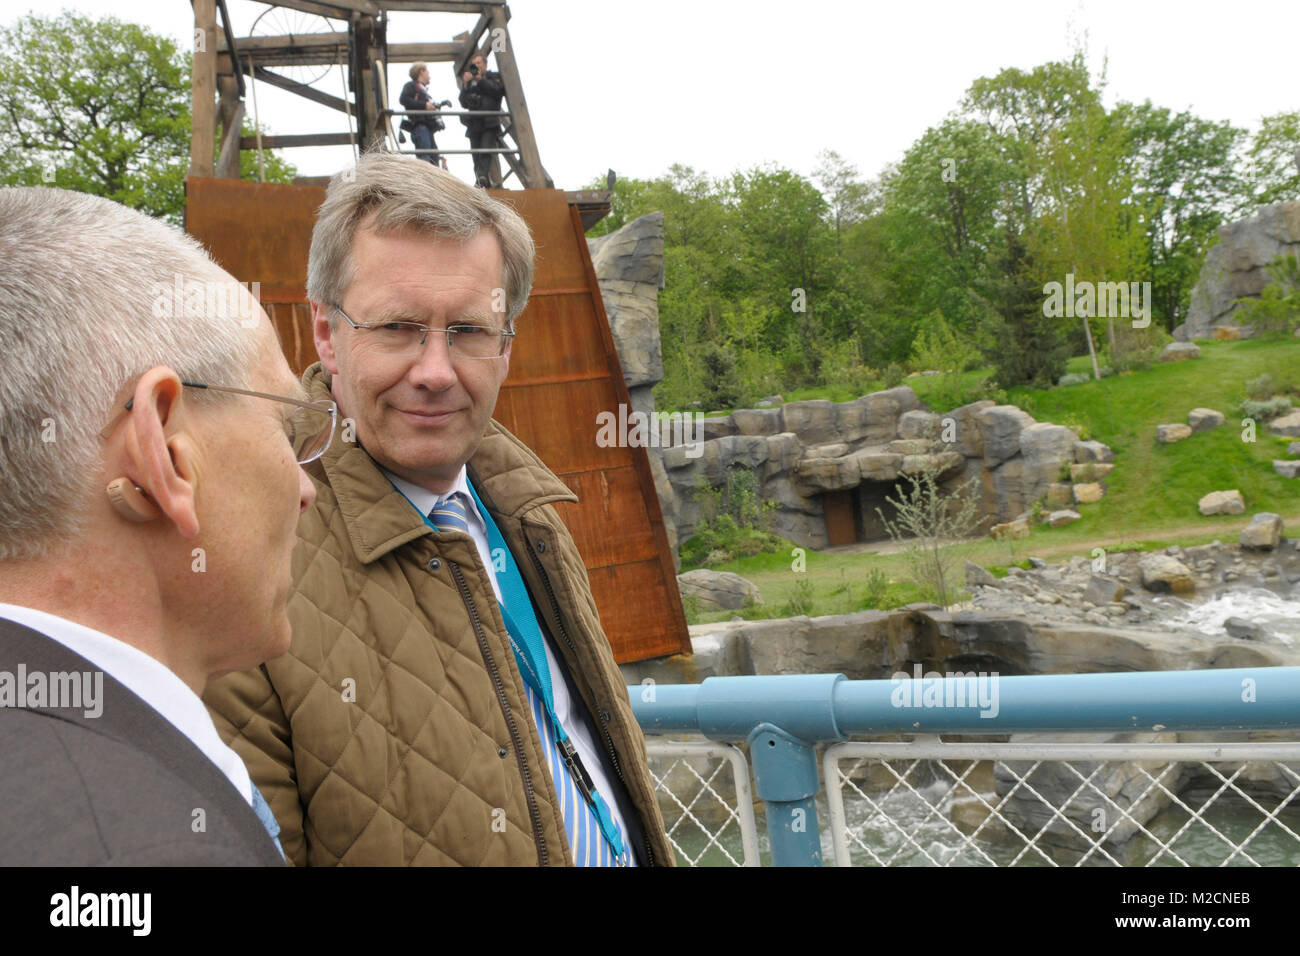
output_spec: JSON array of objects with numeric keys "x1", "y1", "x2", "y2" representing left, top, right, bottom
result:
[{"x1": 204, "y1": 666, "x2": 307, "y2": 866}]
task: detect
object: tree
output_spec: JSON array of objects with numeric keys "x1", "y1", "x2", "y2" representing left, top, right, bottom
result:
[
  {"x1": 1240, "y1": 110, "x2": 1300, "y2": 209},
  {"x1": 0, "y1": 12, "x2": 296, "y2": 223},
  {"x1": 976, "y1": 230, "x2": 1071, "y2": 388},
  {"x1": 1116, "y1": 102, "x2": 1244, "y2": 330}
]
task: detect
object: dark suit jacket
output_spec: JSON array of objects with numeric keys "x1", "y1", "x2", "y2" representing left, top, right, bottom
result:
[{"x1": 0, "y1": 618, "x2": 284, "y2": 865}]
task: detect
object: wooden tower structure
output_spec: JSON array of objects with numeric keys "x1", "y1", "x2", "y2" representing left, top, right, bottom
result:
[{"x1": 185, "y1": 0, "x2": 690, "y2": 662}]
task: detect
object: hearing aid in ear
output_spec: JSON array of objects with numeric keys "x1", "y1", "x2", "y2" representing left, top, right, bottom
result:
[{"x1": 106, "y1": 478, "x2": 162, "y2": 522}]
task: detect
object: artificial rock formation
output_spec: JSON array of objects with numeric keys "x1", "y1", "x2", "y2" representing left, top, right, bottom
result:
[{"x1": 1178, "y1": 200, "x2": 1300, "y2": 339}]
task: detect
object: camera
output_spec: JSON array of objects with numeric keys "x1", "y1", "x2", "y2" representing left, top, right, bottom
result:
[{"x1": 468, "y1": 63, "x2": 480, "y2": 76}]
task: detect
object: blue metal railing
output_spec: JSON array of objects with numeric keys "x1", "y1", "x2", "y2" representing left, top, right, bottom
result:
[{"x1": 630, "y1": 668, "x2": 1300, "y2": 866}]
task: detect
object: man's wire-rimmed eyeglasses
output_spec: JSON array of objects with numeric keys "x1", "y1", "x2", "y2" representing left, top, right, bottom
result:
[
  {"x1": 100, "y1": 382, "x2": 338, "y2": 465},
  {"x1": 332, "y1": 304, "x2": 515, "y2": 359}
]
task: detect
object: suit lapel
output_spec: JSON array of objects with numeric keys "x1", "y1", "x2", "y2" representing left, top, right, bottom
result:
[{"x1": 0, "y1": 616, "x2": 281, "y2": 863}]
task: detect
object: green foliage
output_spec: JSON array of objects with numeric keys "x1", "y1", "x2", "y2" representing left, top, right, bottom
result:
[
  {"x1": 856, "y1": 569, "x2": 891, "y2": 610},
  {"x1": 1234, "y1": 254, "x2": 1300, "y2": 339},
  {"x1": 679, "y1": 470, "x2": 785, "y2": 569},
  {"x1": 1247, "y1": 373, "x2": 1276, "y2": 402},
  {"x1": 781, "y1": 579, "x2": 815, "y2": 617},
  {"x1": 1237, "y1": 397, "x2": 1293, "y2": 421},
  {"x1": 1058, "y1": 372, "x2": 1091, "y2": 387},
  {"x1": 0, "y1": 12, "x2": 296, "y2": 224},
  {"x1": 883, "y1": 363, "x2": 905, "y2": 388},
  {"x1": 909, "y1": 310, "x2": 980, "y2": 411},
  {"x1": 877, "y1": 464, "x2": 983, "y2": 607}
]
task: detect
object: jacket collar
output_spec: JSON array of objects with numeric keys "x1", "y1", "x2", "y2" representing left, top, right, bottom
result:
[{"x1": 303, "y1": 363, "x2": 577, "y2": 565}]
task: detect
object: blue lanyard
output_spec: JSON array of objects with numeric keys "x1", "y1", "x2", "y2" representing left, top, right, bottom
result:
[{"x1": 391, "y1": 477, "x2": 627, "y2": 861}]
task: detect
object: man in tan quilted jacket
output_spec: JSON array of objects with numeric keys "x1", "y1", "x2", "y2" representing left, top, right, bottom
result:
[{"x1": 204, "y1": 154, "x2": 674, "y2": 866}]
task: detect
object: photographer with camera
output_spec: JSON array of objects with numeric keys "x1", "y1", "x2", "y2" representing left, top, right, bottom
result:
[
  {"x1": 399, "y1": 63, "x2": 449, "y2": 168},
  {"x1": 458, "y1": 54, "x2": 506, "y2": 188}
]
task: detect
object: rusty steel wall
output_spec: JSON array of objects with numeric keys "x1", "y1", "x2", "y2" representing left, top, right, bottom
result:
[{"x1": 186, "y1": 177, "x2": 690, "y2": 663}]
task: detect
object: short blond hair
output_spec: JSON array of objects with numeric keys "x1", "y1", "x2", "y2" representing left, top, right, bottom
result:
[
  {"x1": 409, "y1": 62, "x2": 427, "y2": 80},
  {"x1": 306, "y1": 153, "x2": 535, "y2": 324}
]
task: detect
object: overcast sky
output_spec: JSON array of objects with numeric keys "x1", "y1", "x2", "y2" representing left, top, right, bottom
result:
[{"x1": 4, "y1": 0, "x2": 1295, "y2": 189}]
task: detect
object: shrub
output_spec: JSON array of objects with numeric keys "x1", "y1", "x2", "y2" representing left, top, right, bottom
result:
[
  {"x1": 1247, "y1": 373, "x2": 1276, "y2": 402},
  {"x1": 1238, "y1": 396, "x2": 1293, "y2": 421},
  {"x1": 883, "y1": 363, "x2": 905, "y2": 388},
  {"x1": 877, "y1": 462, "x2": 982, "y2": 608},
  {"x1": 857, "y1": 568, "x2": 890, "y2": 610},
  {"x1": 781, "y1": 578, "x2": 815, "y2": 617}
]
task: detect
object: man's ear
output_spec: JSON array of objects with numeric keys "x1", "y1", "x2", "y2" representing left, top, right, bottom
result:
[
  {"x1": 121, "y1": 367, "x2": 200, "y2": 538},
  {"x1": 311, "y1": 300, "x2": 340, "y2": 374}
]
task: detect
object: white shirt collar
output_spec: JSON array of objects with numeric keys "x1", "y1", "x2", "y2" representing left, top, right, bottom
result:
[
  {"x1": 0, "y1": 603, "x2": 254, "y2": 805},
  {"x1": 382, "y1": 464, "x2": 487, "y2": 535}
]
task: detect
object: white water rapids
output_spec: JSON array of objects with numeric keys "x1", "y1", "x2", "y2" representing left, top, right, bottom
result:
[{"x1": 1157, "y1": 586, "x2": 1300, "y2": 643}]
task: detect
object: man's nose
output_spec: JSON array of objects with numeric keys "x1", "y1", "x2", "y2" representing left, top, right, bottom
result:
[{"x1": 407, "y1": 330, "x2": 459, "y2": 389}]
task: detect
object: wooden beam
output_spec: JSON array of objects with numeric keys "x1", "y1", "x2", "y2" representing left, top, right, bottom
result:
[
  {"x1": 237, "y1": 132, "x2": 356, "y2": 149},
  {"x1": 486, "y1": 7, "x2": 548, "y2": 188},
  {"x1": 190, "y1": 0, "x2": 216, "y2": 178},
  {"x1": 452, "y1": 13, "x2": 489, "y2": 77},
  {"x1": 373, "y1": 1, "x2": 503, "y2": 12},
  {"x1": 216, "y1": 99, "x2": 245, "y2": 178},
  {"x1": 265, "y1": 0, "x2": 379, "y2": 17},
  {"x1": 218, "y1": 32, "x2": 349, "y2": 53},
  {"x1": 386, "y1": 42, "x2": 463, "y2": 61},
  {"x1": 253, "y1": 66, "x2": 354, "y2": 114},
  {"x1": 215, "y1": 0, "x2": 244, "y2": 97}
]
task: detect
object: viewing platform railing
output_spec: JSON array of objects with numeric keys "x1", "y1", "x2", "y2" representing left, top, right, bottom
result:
[{"x1": 630, "y1": 669, "x2": 1300, "y2": 867}]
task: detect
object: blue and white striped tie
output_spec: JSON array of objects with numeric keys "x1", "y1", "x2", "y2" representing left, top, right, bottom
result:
[{"x1": 428, "y1": 493, "x2": 632, "y2": 866}]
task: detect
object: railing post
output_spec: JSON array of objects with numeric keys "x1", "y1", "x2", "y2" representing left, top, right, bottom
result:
[{"x1": 748, "y1": 722, "x2": 823, "y2": 866}]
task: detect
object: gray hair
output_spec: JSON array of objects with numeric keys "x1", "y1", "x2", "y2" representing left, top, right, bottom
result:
[
  {"x1": 306, "y1": 153, "x2": 535, "y2": 324},
  {"x1": 0, "y1": 187, "x2": 261, "y2": 561}
]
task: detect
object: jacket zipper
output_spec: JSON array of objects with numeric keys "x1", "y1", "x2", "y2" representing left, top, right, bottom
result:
[
  {"x1": 449, "y1": 559, "x2": 549, "y2": 867},
  {"x1": 524, "y1": 536, "x2": 658, "y2": 867}
]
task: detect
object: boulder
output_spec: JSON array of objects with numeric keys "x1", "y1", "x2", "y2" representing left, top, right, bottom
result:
[
  {"x1": 1224, "y1": 617, "x2": 1268, "y2": 640},
  {"x1": 781, "y1": 400, "x2": 839, "y2": 444},
  {"x1": 1212, "y1": 326, "x2": 1242, "y2": 340},
  {"x1": 1069, "y1": 463, "x2": 1114, "y2": 482},
  {"x1": 1138, "y1": 554, "x2": 1196, "y2": 594},
  {"x1": 731, "y1": 407, "x2": 783, "y2": 436},
  {"x1": 677, "y1": 569, "x2": 762, "y2": 611},
  {"x1": 804, "y1": 442, "x2": 849, "y2": 459},
  {"x1": 1184, "y1": 201, "x2": 1300, "y2": 336},
  {"x1": 1240, "y1": 512, "x2": 1283, "y2": 551},
  {"x1": 1160, "y1": 342, "x2": 1201, "y2": 362},
  {"x1": 1188, "y1": 408, "x2": 1225, "y2": 432},
  {"x1": 1073, "y1": 440, "x2": 1114, "y2": 463},
  {"x1": 755, "y1": 394, "x2": 784, "y2": 408},
  {"x1": 1156, "y1": 423, "x2": 1193, "y2": 444},
  {"x1": 1267, "y1": 411, "x2": 1300, "y2": 437},
  {"x1": 1198, "y1": 490, "x2": 1245, "y2": 515},
  {"x1": 1047, "y1": 509, "x2": 1081, "y2": 527},
  {"x1": 856, "y1": 452, "x2": 903, "y2": 482},
  {"x1": 700, "y1": 416, "x2": 737, "y2": 441},
  {"x1": 888, "y1": 439, "x2": 934, "y2": 455},
  {"x1": 1274, "y1": 460, "x2": 1300, "y2": 479},
  {"x1": 1287, "y1": 442, "x2": 1300, "y2": 456},
  {"x1": 1072, "y1": 482, "x2": 1104, "y2": 504},
  {"x1": 898, "y1": 409, "x2": 940, "y2": 440},
  {"x1": 990, "y1": 517, "x2": 1030, "y2": 540},
  {"x1": 978, "y1": 405, "x2": 1036, "y2": 465},
  {"x1": 1045, "y1": 483, "x2": 1074, "y2": 508},
  {"x1": 588, "y1": 212, "x2": 665, "y2": 388},
  {"x1": 1083, "y1": 575, "x2": 1126, "y2": 606},
  {"x1": 965, "y1": 561, "x2": 999, "y2": 589}
]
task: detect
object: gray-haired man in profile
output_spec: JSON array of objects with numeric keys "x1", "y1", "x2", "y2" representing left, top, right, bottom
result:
[{"x1": 0, "y1": 187, "x2": 333, "y2": 864}]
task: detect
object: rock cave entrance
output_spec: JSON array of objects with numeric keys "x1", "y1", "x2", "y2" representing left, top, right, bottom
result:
[{"x1": 822, "y1": 478, "x2": 908, "y2": 547}]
